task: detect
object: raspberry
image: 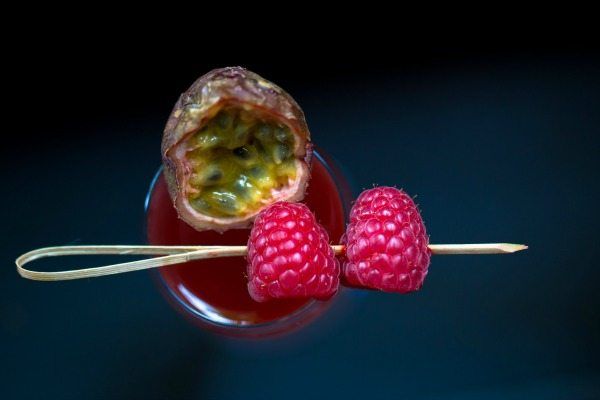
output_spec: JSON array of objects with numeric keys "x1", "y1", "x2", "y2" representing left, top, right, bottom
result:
[
  {"x1": 342, "y1": 187, "x2": 431, "y2": 293},
  {"x1": 247, "y1": 202, "x2": 340, "y2": 302}
]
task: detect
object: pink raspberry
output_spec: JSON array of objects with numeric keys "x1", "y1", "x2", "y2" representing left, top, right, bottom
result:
[
  {"x1": 342, "y1": 186, "x2": 431, "y2": 293},
  {"x1": 247, "y1": 202, "x2": 340, "y2": 302}
]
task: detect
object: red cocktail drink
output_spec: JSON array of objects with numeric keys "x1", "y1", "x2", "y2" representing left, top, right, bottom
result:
[{"x1": 146, "y1": 150, "x2": 351, "y2": 337}]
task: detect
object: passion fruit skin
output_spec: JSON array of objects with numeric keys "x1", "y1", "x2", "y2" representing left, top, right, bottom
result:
[{"x1": 162, "y1": 67, "x2": 313, "y2": 232}]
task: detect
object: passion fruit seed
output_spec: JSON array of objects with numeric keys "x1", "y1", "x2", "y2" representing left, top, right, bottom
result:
[
  {"x1": 193, "y1": 129, "x2": 222, "y2": 150},
  {"x1": 189, "y1": 196, "x2": 212, "y2": 213},
  {"x1": 255, "y1": 123, "x2": 273, "y2": 144},
  {"x1": 185, "y1": 107, "x2": 297, "y2": 218},
  {"x1": 203, "y1": 191, "x2": 240, "y2": 215},
  {"x1": 232, "y1": 175, "x2": 255, "y2": 199},
  {"x1": 215, "y1": 111, "x2": 234, "y2": 130},
  {"x1": 272, "y1": 143, "x2": 291, "y2": 164},
  {"x1": 274, "y1": 126, "x2": 289, "y2": 143},
  {"x1": 193, "y1": 164, "x2": 224, "y2": 186},
  {"x1": 231, "y1": 123, "x2": 251, "y2": 149},
  {"x1": 233, "y1": 146, "x2": 250, "y2": 159},
  {"x1": 249, "y1": 165, "x2": 266, "y2": 178}
]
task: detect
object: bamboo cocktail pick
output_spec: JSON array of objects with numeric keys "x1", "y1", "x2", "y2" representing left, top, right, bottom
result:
[{"x1": 15, "y1": 243, "x2": 527, "y2": 282}]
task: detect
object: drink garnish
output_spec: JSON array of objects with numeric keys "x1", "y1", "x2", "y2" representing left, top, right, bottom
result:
[
  {"x1": 162, "y1": 67, "x2": 312, "y2": 232},
  {"x1": 16, "y1": 192, "x2": 527, "y2": 301},
  {"x1": 247, "y1": 202, "x2": 339, "y2": 302},
  {"x1": 15, "y1": 68, "x2": 528, "y2": 303}
]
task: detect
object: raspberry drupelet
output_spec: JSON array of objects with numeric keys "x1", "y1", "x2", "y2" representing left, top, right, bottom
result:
[
  {"x1": 342, "y1": 186, "x2": 431, "y2": 293},
  {"x1": 247, "y1": 202, "x2": 340, "y2": 302}
]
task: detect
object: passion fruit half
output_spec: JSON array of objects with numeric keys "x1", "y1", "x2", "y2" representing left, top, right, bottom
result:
[{"x1": 162, "y1": 67, "x2": 312, "y2": 232}]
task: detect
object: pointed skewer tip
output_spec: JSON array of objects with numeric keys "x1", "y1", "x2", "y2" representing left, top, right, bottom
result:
[{"x1": 506, "y1": 243, "x2": 528, "y2": 253}]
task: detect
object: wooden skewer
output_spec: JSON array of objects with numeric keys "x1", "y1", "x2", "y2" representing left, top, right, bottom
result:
[
  {"x1": 15, "y1": 243, "x2": 527, "y2": 282},
  {"x1": 427, "y1": 243, "x2": 528, "y2": 254}
]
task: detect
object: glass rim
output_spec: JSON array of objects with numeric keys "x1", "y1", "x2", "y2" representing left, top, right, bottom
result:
[{"x1": 144, "y1": 149, "x2": 352, "y2": 333}]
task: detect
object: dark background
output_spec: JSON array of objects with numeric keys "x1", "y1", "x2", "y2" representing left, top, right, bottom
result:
[{"x1": 2, "y1": 37, "x2": 599, "y2": 399}]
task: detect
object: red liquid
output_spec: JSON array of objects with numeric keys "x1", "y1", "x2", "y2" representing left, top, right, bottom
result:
[{"x1": 147, "y1": 157, "x2": 347, "y2": 326}]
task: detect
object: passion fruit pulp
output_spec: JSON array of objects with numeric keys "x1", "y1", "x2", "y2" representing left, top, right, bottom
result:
[{"x1": 162, "y1": 67, "x2": 312, "y2": 232}]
